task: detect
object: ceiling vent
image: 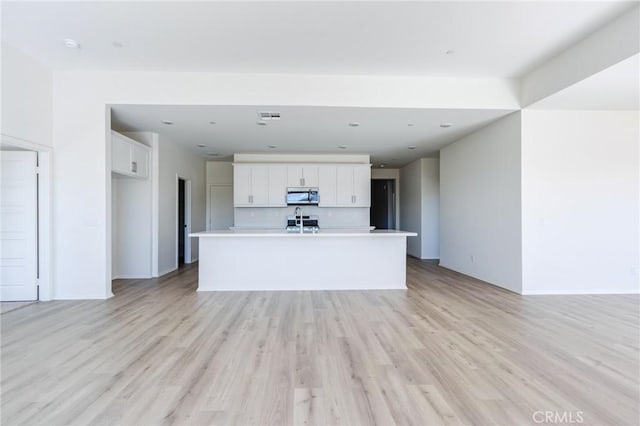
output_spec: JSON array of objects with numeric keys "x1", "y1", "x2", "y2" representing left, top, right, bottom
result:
[{"x1": 258, "y1": 111, "x2": 281, "y2": 121}]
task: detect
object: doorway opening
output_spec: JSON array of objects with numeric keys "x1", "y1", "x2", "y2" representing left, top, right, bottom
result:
[
  {"x1": 176, "y1": 176, "x2": 191, "y2": 267},
  {"x1": 370, "y1": 179, "x2": 396, "y2": 230},
  {"x1": 178, "y1": 178, "x2": 186, "y2": 265}
]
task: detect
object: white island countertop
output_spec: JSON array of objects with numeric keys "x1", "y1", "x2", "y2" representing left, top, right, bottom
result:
[{"x1": 190, "y1": 229, "x2": 417, "y2": 238}]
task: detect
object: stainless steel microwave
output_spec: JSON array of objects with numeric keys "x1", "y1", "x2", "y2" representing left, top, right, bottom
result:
[{"x1": 287, "y1": 188, "x2": 319, "y2": 205}]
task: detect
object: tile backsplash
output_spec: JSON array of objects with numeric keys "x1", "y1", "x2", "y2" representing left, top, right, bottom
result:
[{"x1": 234, "y1": 207, "x2": 370, "y2": 229}]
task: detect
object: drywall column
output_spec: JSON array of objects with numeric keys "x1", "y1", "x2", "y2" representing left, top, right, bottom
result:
[
  {"x1": 521, "y1": 110, "x2": 639, "y2": 294},
  {"x1": 157, "y1": 135, "x2": 206, "y2": 275},
  {"x1": 400, "y1": 159, "x2": 439, "y2": 259},
  {"x1": 421, "y1": 159, "x2": 439, "y2": 259},
  {"x1": 440, "y1": 112, "x2": 522, "y2": 293}
]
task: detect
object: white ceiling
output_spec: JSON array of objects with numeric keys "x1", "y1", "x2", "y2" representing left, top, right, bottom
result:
[
  {"x1": 111, "y1": 105, "x2": 513, "y2": 167},
  {"x1": 2, "y1": 1, "x2": 634, "y2": 77},
  {"x1": 530, "y1": 53, "x2": 640, "y2": 110}
]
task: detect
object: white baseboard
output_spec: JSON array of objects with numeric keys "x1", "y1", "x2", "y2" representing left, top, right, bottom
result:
[{"x1": 53, "y1": 292, "x2": 114, "y2": 300}]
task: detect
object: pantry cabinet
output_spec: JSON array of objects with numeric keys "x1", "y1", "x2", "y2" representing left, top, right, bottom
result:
[
  {"x1": 111, "y1": 131, "x2": 149, "y2": 179},
  {"x1": 234, "y1": 164, "x2": 287, "y2": 207},
  {"x1": 319, "y1": 164, "x2": 371, "y2": 207}
]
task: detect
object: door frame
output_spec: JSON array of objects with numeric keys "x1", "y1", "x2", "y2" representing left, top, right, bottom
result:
[
  {"x1": 371, "y1": 172, "x2": 400, "y2": 230},
  {"x1": 1, "y1": 134, "x2": 52, "y2": 301},
  {"x1": 175, "y1": 175, "x2": 192, "y2": 268}
]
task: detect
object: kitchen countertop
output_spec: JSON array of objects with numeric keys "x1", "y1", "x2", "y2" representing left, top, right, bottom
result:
[{"x1": 190, "y1": 229, "x2": 417, "y2": 238}]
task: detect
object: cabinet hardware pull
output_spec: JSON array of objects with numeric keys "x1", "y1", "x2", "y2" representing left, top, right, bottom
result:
[{"x1": 131, "y1": 161, "x2": 137, "y2": 173}]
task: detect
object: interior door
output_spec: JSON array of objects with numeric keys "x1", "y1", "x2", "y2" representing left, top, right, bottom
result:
[
  {"x1": 1, "y1": 151, "x2": 38, "y2": 301},
  {"x1": 209, "y1": 185, "x2": 234, "y2": 230}
]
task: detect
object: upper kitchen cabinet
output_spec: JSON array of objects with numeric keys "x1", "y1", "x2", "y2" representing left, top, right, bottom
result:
[
  {"x1": 318, "y1": 165, "x2": 337, "y2": 206},
  {"x1": 111, "y1": 131, "x2": 150, "y2": 179},
  {"x1": 234, "y1": 164, "x2": 286, "y2": 207},
  {"x1": 321, "y1": 164, "x2": 371, "y2": 207},
  {"x1": 352, "y1": 164, "x2": 371, "y2": 207},
  {"x1": 287, "y1": 165, "x2": 319, "y2": 187}
]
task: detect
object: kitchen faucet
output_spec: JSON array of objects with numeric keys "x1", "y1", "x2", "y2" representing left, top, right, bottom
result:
[{"x1": 294, "y1": 206, "x2": 303, "y2": 234}]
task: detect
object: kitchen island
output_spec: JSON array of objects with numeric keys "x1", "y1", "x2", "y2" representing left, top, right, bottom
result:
[{"x1": 189, "y1": 229, "x2": 417, "y2": 291}]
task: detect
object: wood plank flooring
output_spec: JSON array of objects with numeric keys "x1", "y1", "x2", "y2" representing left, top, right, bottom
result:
[{"x1": 1, "y1": 258, "x2": 638, "y2": 425}]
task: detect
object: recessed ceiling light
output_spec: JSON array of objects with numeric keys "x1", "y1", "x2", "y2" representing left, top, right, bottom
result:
[
  {"x1": 161, "y1": 120, "x2": 174, "y2": 125},
  {"x1": 268, "y1": 145, "x2": 277, "y2": 149},
  {"x1": 207, "y1": 153, "x2": 219, "y2": 157},
  {"x1": 338, "y1": 145, "x2": 348, "y2": 149},
  {"x1": 348, "y1": 122, "x2": 360, "y2": 127},
  {"x1": 440, "y1": 123, "x2": 453, "y2": 128},
  {"x1": 257, "y1": 122, "x2": 267, "y2": 126},
  {"x1": 197, "y1": 144, "x2": 206, "y2": 148},
  {"x1": 63, "y1": 38, "x2": 80, "y2": 49},
  {"x1": 408, "y1": 146, "x2": 417, "y2": 150},
  {"x1": 112, "y1": 41, "x2": 124, "y2": 48},
  {"x1": 445, "y1": 50, "x2": 455, "y2": 55},
  {"x1": 209, "y1": 121, "x2": 217, "y2": 125}
]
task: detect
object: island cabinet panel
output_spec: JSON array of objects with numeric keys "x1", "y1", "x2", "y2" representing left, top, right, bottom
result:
[
  {"x1": 191, "y1": 230, "x2": 417, "y2": 291},
  {"x1": 318, "y1": 165, "x2": 337, "y2": 206},
  {"x1": 234, "y1": 164, "x2": 287, "y2": 207},
  {"x1": 287, "y1": 165, "x2": 319, "y2": 187}
]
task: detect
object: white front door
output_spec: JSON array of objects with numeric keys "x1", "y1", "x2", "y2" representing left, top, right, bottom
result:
[{"x1": 1, "y1": 151, "x2": 38, "y2": 301}]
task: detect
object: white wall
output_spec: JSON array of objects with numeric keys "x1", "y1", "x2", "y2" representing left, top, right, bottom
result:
[
  {"x1": 206, "y1": 161, "x2": 233, "y2": 185},
  {"x1": 521, "y1": 110, "x2": 639, "y2": 294},
  {"x1": 111, "y1": 174, "x2": 152, "y2": 279},
  {"x1": 400, "y1": 160, "x2": 422, "y2": 257},
  {"x1": 400, "y1": 159, "x2": 439, "y2": 259},
  {"x1": 158, "y1": 135, "x2": 206, "y2": 275},
  {"x1": 440, "y1": 112, "x2": 522, "y2": 293},
  {"x1": 421, "y1": 159, "x2": 440, "y2": 259},
  {"x1": 1, "y1": 42, "x2": 52, "y2": 146}
]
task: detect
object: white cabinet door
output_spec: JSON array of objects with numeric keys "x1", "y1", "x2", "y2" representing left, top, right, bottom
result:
[
  {"x1": 131, "y1": 143, "x2": 149, "y2": 178},
  {"x1": 352, "y1": 164, "x2": 371, "y2": 207},
  {"x1": 268, "y1": 165, "x2": 287, "y2": 206},
  {"x1": 318, "y1": 165, "x2": 337, "y2": 206},
  {"x1": 233, "y1": 164, "x2": 252, "y2": 206},
  {"x1": 287, "y1": 165, "x2": 319, "y2": 187},
  {"x1": 111, "y1": 132, "x2": 149, "y2": 179},
  {"x1": 287, "y1": 165, "x2": 304, "y2": 187},
  {"x1": 0, "y1": 152, "x2": 38, "y2": 301},
  {"x1": 336, "y1": 165, "x2": 355, "y2": 206},
  {"x1": 250, "y1": 165, "x2": 270, "y2": 206},
  {"x1": 302, "y1": 165, "x2": 319, "y2": 187},
  {"x1": 112, "y1": 133, "x2": 132, "y2": 175}
]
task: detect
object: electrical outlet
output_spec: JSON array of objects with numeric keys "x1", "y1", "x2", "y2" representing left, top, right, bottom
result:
[
  {"x1": 470, "y1": 255, "x2": 475, "y2": 263},
  {"x1": 631, "y1": 266, "x2": 638, "y2": 276}
]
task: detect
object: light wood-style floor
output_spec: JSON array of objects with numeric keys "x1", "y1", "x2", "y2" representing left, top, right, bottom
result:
[{"x1": 1, "y1": 259, "x2": 638, "y2": 425}]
